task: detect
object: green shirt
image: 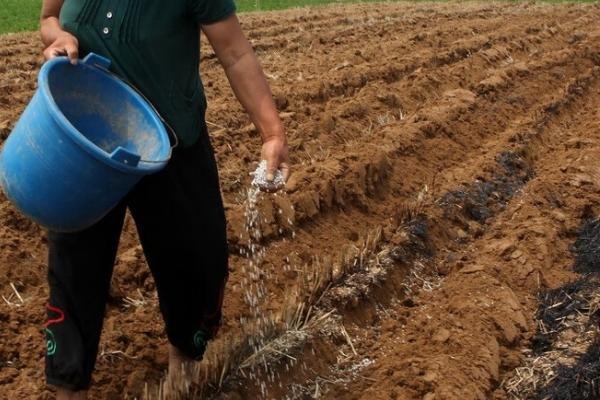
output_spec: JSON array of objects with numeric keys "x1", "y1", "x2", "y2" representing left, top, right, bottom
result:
[{"x1": 59, "y1": 0, "x2": 236, "y2": 146}]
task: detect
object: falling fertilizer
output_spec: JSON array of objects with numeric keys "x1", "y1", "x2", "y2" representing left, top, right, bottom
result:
[
  {"x1": 235, "y1": 161, "x2": 293, "y2": 397},
  {"x1": 241, "y1": 161, "x2": 287, "y2": 314}
]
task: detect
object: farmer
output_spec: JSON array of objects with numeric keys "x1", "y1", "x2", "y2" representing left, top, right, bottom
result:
[{"x1": 40, "y1": 0, "x2": 290, "y2": 398}]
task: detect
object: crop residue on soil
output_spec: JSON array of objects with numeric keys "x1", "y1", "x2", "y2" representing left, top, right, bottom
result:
[{"x1": 2, "y1": 2, "x2": 600, "y2": 399}]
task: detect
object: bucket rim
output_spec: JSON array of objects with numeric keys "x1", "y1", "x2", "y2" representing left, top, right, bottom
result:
[{"x1": 38, "y1": 57, "x2": 171, "y2": 175}]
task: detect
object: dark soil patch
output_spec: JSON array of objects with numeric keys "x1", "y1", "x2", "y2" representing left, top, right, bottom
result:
[
  {"x1": 535, "y1": 338, "x2": 600, "y2": 400},
  {"x1": 440, "y1": 150, "x2": 534, "y2": 224}
]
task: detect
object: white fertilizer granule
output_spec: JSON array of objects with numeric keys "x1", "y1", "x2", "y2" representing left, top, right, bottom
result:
[{"x1": 251, "y1": 160, "x2": 285, "y2": 191}]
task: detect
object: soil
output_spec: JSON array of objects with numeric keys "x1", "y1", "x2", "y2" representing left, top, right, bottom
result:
[{"x1": 2, "y1": 2, "x2": 600, "y2": 399}]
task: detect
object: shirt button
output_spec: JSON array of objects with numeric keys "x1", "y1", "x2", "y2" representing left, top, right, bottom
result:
[
  {"x1": 106, "y1": 11, "x2": 113, "y2": 19},
  {"x1": 102, "y1": 27, "x2": 110, "y2": 35}
]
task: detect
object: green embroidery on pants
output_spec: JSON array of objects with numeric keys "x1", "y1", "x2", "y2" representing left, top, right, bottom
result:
[
  {"x1": 193, "y1": 330, "x2": 206, "y2": 350},
  {"x1": 45, "y1": 328, "x2": 57, "y2": 356}
]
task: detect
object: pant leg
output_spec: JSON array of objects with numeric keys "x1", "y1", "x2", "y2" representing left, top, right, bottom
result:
[
  {"x1": 45, "y1": 203, "x2": 127, "y2": 391},
  {"x1": 128, "y1": 121, "x2": 228, "y2": 360}
]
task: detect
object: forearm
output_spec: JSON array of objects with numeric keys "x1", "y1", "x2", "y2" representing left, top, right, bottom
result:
[
  {"x1": 40, "y1": 0, "x2": 66, "y2": 46},
  {"x1": 223, "y1": 49, "x2": 284, "y2": 142},
  {"x1": 40, "y1": 17, "x2": 64, "y2": 47},
  {"x1": 202, "y1": 13, "x2": 289, "y2": 186},
  {"x1": 202, "y1": 14, "x2": 284, "y2": 142}
]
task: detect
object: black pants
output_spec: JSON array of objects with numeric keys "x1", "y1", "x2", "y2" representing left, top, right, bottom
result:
[{"x1": 44, "y1": 123, "x2": 228, "y2": 391}]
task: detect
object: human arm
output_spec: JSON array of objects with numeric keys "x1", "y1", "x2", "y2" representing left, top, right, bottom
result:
[
  {"x1": 41, "y1": 0, "x2": 79, "y2": 63},
  {"x1": 201, "y1": 14, "x2": 290, "y2": 186}
]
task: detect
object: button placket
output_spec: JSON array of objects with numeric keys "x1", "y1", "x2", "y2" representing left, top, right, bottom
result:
[
  {"x1": 100, "y1": 7, "x2": 115, "y2": 38},
  {"x1": 102, "y1": 0, "x2": 129, "y2": 42}
]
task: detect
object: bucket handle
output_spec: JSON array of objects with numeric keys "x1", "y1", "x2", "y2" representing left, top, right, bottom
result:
[{"x1": 82, "y1": 53, "x2": 179, "y2": 164}]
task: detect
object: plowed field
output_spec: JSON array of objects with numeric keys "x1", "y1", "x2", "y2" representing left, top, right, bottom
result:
[{"x1": 2, "y1": 2, "x2": 600, "y2": 399}]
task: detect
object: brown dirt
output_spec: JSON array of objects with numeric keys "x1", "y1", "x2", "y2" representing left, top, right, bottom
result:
[{"x1": 2, "y1": 2, "x2": 600, "y2": 399}]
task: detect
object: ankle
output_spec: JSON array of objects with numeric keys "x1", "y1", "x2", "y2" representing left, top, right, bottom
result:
[
  {"x1": 56, "y1": 387, "x2": 87, "y2": 400},
  {"x1": 165, "y1": 345, "x2": 198, "y2": 398},
  {"x1": 168, "y1": 345, "x2": 195, "y2": 375}
]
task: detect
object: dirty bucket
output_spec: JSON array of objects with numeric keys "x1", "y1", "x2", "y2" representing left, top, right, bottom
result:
[{"x1": 0, "y1": 53, "x2": 172, "y2": 232}]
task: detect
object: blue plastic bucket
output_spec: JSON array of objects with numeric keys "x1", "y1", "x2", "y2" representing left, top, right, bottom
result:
[{"x1": 0, "y1": 53, "x2": 172, "y2": 232}]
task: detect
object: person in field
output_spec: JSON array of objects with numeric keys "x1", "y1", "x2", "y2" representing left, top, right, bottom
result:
[{"x1": 40, "y1": 0, "x2": 290, "y2": 398}]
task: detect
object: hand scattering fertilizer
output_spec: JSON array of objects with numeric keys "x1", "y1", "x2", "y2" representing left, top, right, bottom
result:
[
  {"x1": 0, "y1": 53, "x2": 172, "y2": 232},
  {"x1": 251, "y1": 160, "x2": 285, "y2": 191}
]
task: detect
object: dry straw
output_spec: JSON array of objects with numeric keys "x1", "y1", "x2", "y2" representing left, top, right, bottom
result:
[{"x1": 144, "y1": 183, "x2": 434, "y2": 399}]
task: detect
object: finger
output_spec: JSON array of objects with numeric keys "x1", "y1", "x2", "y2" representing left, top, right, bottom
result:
[
  {"x1": 44, "y1": 46, "x2": 69, "y2": 61},
  {"x1": 65, "y1": 43, "x2": 79, "y2": 65},
  {"x1": 43, "y1": 47, "x2": 60, "y2": 61},
  {"x1": 280, "y1": 162, "x2": 290, "y2": 182},
  {"x1": 265, "y1": 156, "x2": 277, "y2": 182}
]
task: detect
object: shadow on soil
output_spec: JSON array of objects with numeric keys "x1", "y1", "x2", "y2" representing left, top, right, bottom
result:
[{"x1": 531, "y1": 217, "x2": 600, "y2": 399}]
